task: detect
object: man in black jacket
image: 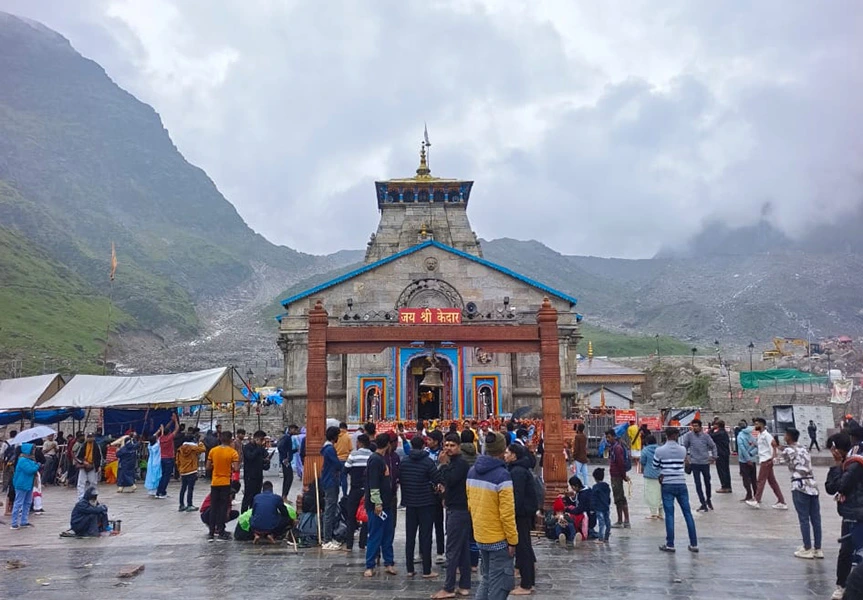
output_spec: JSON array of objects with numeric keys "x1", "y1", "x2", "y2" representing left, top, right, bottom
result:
[
  {"x1": 432, "y1": 432, "x2": 472, "y2": 598},
  {"x1": 506, "y1": 443, "x2": 538, "y2": 595},
  {"x1": 826, "y1": 432, "x2": 863, "y2": 600},
  {"x1": 711, "y1": 420, "x2": 732, "y2": 493},
  {"x1": 241, "y1": 430, "x2": 270, "y2": 512},
  {"x1": 400, "y1": 435, "x2": 443, "y2": 578}
]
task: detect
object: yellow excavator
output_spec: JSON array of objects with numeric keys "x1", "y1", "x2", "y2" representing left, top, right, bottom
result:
[{"x1": 762, "y1": 337, "x2": 822, "y2": 360}]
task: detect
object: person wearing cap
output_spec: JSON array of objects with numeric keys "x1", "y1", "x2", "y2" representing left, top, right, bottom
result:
[
  {"x1": 70, "y1": 487, "x2": 109, "y2": 537},
  {"x1": 466, "y1": 431, "x2": 518, "y2": 599}
]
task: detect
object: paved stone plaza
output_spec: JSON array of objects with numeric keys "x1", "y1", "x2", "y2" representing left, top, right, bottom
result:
[{"x1": 0, "y1": 465, "x2": 843, "y2": 600}]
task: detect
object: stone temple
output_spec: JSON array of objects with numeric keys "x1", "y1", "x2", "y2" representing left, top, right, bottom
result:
[{"x1": 277, "y1": 145, "x2": 581, "y2": 424}]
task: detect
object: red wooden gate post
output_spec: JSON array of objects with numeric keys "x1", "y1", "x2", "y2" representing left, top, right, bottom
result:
[
  {"x1": 538, "y1": 297, "x2": 566, "y2": 508},
  {"x1": 303, "y1": 300, "x2": 328, "y2": 485}
]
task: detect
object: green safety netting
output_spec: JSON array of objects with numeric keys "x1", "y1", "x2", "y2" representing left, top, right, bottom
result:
[{"x1": 739, "y1": 369, "x2": 828, "y2": 390}]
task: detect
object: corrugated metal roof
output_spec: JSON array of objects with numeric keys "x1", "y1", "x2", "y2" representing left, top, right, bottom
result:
[
  {"x1": 280, "y1": 240, "x2": 578, "y2": 309},
  {"x1": 577, "y1": 358, "x2": 644, "y2": 377}
]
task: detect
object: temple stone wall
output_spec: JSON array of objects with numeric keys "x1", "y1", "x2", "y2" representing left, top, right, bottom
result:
[
  {"x1": 365, "y1": 204, "x2": 481, "y2": 262},
  {"x1": 279, "y1": 244, "x2": 579, "y2": 422}
]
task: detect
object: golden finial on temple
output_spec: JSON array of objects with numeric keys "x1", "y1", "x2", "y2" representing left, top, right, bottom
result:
[{"x1": 416, "y1": 141, "x2": 431, "y2": 178}]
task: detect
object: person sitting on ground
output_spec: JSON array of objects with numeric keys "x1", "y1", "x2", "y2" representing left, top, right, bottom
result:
[
  {"x1": 551, "y1": 496, "x2": 576, "y2": 548},
  {"x1": 70, "y1": 487, "x2": 109, "y2": 537},
  {"x1": 250, "y1": 480, "x2": 291, "y2": 543},
  {"x1": 566, "y1": 475, "x2": 595, "y2": 541},
  {"x1": 200, "y1": 480, "x2": 241, "y2": 529}
]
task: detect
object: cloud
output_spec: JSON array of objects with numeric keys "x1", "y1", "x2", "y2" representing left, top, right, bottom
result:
[{"x1": 2, "y1": 0, "x2": 861, "y2": 257}]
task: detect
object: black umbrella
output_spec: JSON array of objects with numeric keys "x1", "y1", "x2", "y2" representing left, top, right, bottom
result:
[{"x1": 511, "y1": 405, "x2": 535, "y2": 420}]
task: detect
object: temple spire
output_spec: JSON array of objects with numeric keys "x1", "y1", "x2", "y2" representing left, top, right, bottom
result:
[{"x1": 416, "y1": 141, "x2": 431, "y2": 178}]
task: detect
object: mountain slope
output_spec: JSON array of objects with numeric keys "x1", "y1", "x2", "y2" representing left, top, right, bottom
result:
[
  {"x1": 484, "y1": 239, "x2": 863, "y2": 344},
  {"x1": 0, "y1": 224, "x2": 134, "y2": 373},
  {"x1": 0, "y1": 13, "x2": 352, "y2": 372}
]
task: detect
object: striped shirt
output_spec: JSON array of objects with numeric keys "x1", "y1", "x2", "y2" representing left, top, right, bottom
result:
[{"x1": 653, "y1": 440, "x2": 687, "y2": 485}]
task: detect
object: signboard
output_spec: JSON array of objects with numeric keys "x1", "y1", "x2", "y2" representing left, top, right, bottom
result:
[
  {"x1": 639, "y1": 416, "x2": 663, "y2": 431},
  {"x1": 398, "y1": 308, "x2": 462, "y2": 325},
  {"x1": 614, "y1": 409, "x2": 637, "y2": 424}
]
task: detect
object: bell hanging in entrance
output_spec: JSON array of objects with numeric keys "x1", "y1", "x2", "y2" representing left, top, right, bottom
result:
[{"x1": 420, "y1": 362, "x2": 444, "y2": 388}]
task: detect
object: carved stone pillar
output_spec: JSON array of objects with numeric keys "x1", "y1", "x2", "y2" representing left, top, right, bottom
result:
[
  {"x1": 303, "y1": 300, "x2": 328, "y2": 485},
  {"x1": 538, "y1": 298, "x2": 566, "y2": 508}
]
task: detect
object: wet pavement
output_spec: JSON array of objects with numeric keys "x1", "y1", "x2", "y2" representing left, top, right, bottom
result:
[{"x1": 0, "y1": 466, "x2": 842, "y2": 599}]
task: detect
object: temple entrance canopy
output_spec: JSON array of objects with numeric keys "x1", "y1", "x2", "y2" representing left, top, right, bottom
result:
[{"x1": 301, "y1": 297, "x2": 569, "y2": 509}]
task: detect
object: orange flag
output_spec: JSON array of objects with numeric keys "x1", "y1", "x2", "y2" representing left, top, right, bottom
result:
[{"x1": 109, "y1": 242, "x2": 118, "y2": 281}]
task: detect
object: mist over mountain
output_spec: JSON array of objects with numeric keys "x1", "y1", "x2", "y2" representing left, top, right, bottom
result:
[
  {"x1": 0, "y1": 13, "x2": 354, "y2": 372},
  {"x1": 1, "y1": 11, "x2": 859, "y2": 376}
]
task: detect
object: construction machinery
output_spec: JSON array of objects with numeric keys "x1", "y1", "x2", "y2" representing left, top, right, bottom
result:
[{"x1": 761, "y1": 337, "x2": 822, "y2": 360}]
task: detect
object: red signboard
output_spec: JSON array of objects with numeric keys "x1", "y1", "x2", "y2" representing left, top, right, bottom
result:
[
  {"x1": 639, "y1": 416, "x2": 663, "y2": 431},
  {"x1": 614, "y1": 409, "x2": 637, "y2": 424},
  {"x1": 398, "y1": 308, "x2": 462, "y2": 325}
]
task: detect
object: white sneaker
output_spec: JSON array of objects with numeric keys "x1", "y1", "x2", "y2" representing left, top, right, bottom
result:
[
  {"x1": 558, "y1": 533, "x2": 567, "y2": 548},
  {"x1": 813, "y1": 549, "x2": 824, "y2": 559},
  {"x1": 793, "y1": 547, "x2": 814, "y2": 559},
  {"x1": 435, "y1": 554, "x2": 446, "y2": 565},
  {"x1": 745, "y1": 500, "x2": 760, "y2": 509},
  {"x1": 772, "y1": 502, "x2": 788, "y2": 510},
  {"x1": 831, "y1": 586, "x2": 845, "y2": 600}
]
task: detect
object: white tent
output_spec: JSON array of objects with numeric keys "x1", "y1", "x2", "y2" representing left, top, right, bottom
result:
[
  {"x1": 37, "y1": 367, "x2": 242, "y2": 409},
  {"x1": 0, "y1": 374, "x2": 65, "y2": 411}
]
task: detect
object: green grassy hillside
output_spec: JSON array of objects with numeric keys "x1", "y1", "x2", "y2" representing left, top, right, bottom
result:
[
  {"x1": 578, "y1": 324, "x2": 691, "y2": 358},
  {"x1": 0, "y1": 226, "x2": 134, "y2": 373}
]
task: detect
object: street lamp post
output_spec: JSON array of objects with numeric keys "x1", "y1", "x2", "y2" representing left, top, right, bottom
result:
[
  {"x1": 726, "y1": 361, "x2": 733, "y2": 397},
  {"x1": 826, "y1": 349, "x2": 833, "y2": 374},
  {"x1": 691, "y1": 347, "x2": 697, "y2": 366},
  {"x1": 714, "y1": 339, "x2": 722, "y2": 366},
  {"x1": 748, "y1": 341, "x2": 755, "y2": 371},
  {"x1": 655, "y1": 334, "x2": 661, "y2": 364}
]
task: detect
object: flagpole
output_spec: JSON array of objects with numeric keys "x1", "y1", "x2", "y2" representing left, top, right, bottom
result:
[{"x1": 102, "y1": 242, "x2": 117, "y2": 375}]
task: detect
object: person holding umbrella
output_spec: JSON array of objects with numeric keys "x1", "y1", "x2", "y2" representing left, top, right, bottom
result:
[{"x1": 10, "y1": 443, "x2": 40, "y2": 530}]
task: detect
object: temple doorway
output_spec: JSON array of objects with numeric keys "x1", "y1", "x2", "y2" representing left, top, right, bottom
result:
[
  {"x1": 364, "y1": 386, "x2": 381, "y2": 422},
  {"x1": 407, "y1": 354, "x2": 453, "y2": 421}
]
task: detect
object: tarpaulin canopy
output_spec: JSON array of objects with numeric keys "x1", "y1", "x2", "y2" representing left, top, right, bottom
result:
[
  {"x1": 740, "y1": 369, "x2": 828, "y2": 390},
  {"x1": 0, "y1": 408, "x2": 85, "y2": 427},
  {"x1": 37, "y1": 367, "x2": 242, "y2": 409},
  {"x1": 102, "y1": 408, "x2": 175, "y2": 437},
  {"x1": 0, "y1": 373, "x2": 65, "y2": 411}
]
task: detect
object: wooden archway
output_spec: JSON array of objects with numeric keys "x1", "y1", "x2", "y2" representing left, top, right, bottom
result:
[{"x1": 302, "y1": 297, "x2": 567, "y2": 508}]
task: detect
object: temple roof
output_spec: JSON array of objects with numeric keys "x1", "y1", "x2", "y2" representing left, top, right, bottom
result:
[
  {"x1": 374, "y1": 143, "x2": 474, "y2": 208},
  {"x1": 280, "y1": 239, "x2": 578, "y2": 311},
  {"x1": 576, "y1": 358, "x2": 645, "y2": 383}
]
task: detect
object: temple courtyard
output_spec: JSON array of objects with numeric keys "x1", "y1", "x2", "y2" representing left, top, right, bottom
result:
[{"x1": 0, "y1": 465, "x2": 840, "y2": 600}]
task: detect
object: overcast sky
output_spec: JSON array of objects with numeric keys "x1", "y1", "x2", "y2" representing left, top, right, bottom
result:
[{"x1": 3, "y1": 1, "x2": 862, "y2": 258}]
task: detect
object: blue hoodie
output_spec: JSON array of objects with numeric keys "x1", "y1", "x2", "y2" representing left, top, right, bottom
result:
[
  {"x1": 737, "y1": 426, "x2": 757, "y2": 464},
  {"x1": 640, "y1": 444, "x2": 661, "y2": 479},
  {"x1": 319, "y1": 441, "x2": 341, "y2": 489},
  {"x1": 12, "y1": 443, "x2": 40, "y2": 491}
]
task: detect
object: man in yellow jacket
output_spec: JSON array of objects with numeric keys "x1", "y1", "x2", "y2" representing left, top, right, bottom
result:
[{"x1": 466, "y1": 431, "x2": 518, "y2": 600}]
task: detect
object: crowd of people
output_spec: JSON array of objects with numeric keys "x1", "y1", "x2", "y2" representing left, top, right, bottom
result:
[{"x1": 5, "y1": 411, "x2": 863, "y2": 599}]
